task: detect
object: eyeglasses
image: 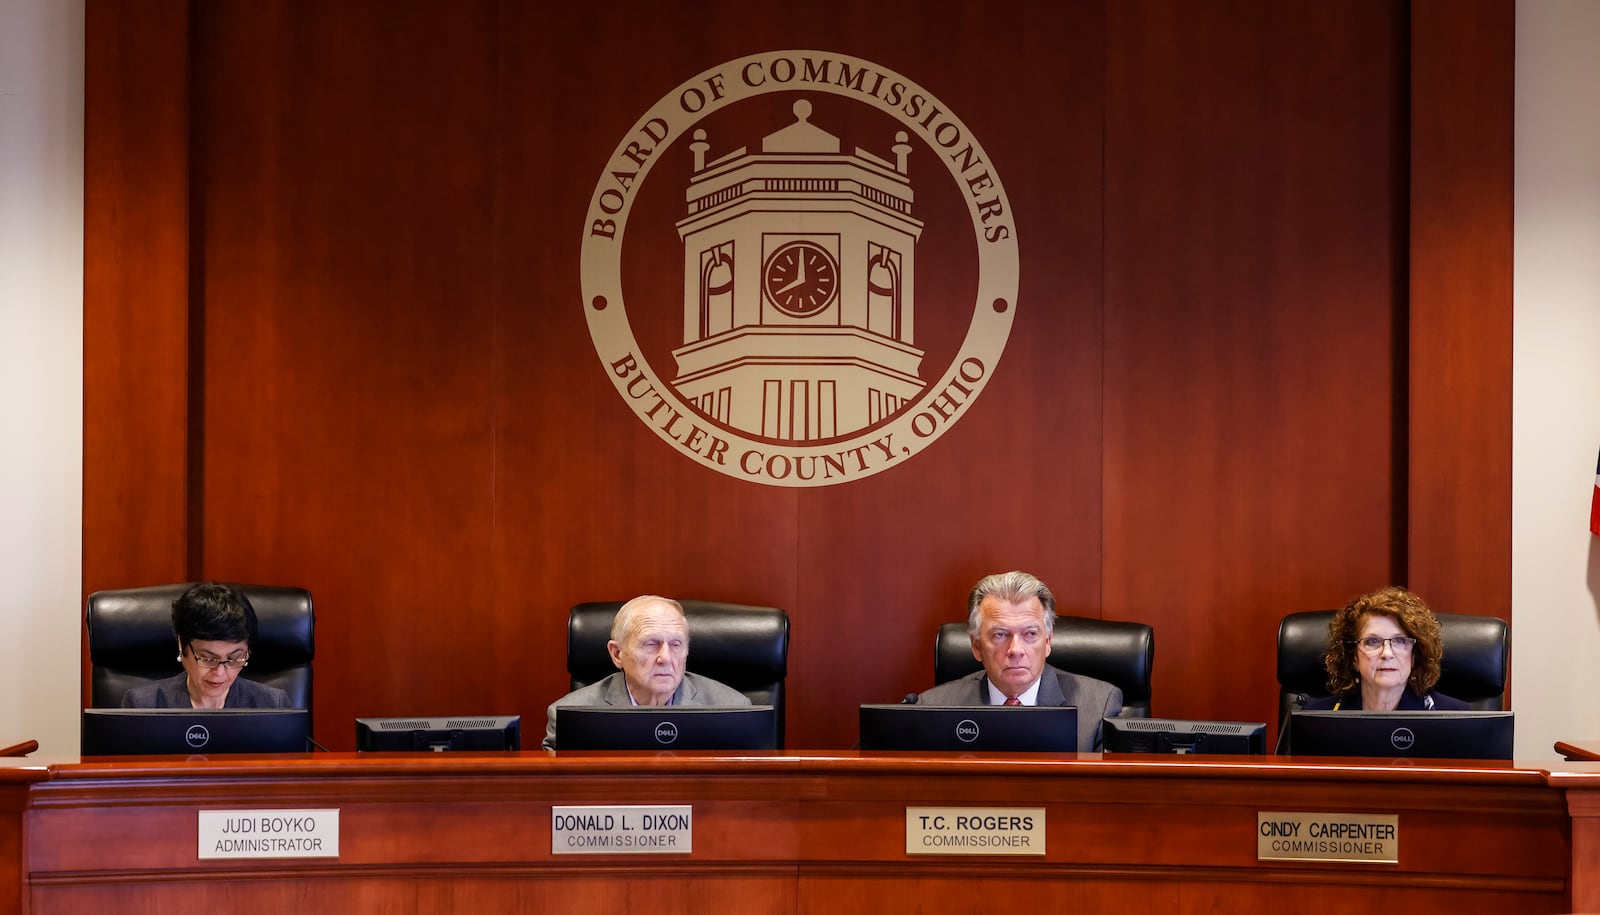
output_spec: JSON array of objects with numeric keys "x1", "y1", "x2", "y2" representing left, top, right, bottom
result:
[
  {"x1": 1352, "y1": 635, "x2": 1416, "y2": 655},
  {"x1": 188, "y1": 649, "x2": 249, "y2": 671}
]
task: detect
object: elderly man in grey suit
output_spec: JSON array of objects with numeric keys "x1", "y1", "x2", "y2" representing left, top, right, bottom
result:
[
  {"x1": 917, "y1": 571, "x2": 1123, "y2": 751},
  {"x1": 543, "y1": 595, "x2": 749, "y2": 749}
]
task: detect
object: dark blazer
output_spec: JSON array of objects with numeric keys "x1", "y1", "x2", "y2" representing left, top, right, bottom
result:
[
  {"x1": 1302, "y1": 689, "x2": 1469, "y2": 711},
  {"x1": 915, "y1": 664, "x2": 1123, "y2": 751},
  {"x1": 543, "y1": 670, "x2": 751, "y2": 750},
  {"x1": 120, "y1": 672, "x2": 291, "y2": 709}
]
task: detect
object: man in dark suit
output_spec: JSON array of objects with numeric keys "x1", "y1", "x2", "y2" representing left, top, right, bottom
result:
[
  {"x1": 543, "y1": 595, "x2": 749, "y2": 749},
  {"x1": 917, "y1": 571, "x2": 1122, "y2": 751}
]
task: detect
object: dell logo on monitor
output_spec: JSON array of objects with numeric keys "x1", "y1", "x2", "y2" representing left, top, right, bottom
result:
[
  {"x1": 654, "y1": 722, "x2": 679, "y2": 745},
  {"x1": 185, "y1": 724, "x2": 211, "y2": 748},
  {"x1": 1389, "y1": 727, "x2": 1416, "y2": 750},
  {"x1": 955, "y1": 719, "x2": 980, "y2": 743}
]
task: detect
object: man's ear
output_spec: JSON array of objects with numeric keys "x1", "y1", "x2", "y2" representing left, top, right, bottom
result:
[
  {"x1": 969, "y1": 635, "x2": 982, "y2": 663},
  {"x1": 607, "y1": 640, "x2": 624, "y2": 669}
]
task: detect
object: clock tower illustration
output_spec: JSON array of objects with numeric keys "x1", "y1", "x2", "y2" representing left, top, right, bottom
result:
[{"x1": 673, "y1": 98, "x2": 926, "y2": 442}]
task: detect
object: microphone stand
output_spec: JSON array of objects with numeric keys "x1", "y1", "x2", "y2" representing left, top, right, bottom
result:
[{"x1": 1273, "y1": 695, "x2": 1306, "y2": 755}]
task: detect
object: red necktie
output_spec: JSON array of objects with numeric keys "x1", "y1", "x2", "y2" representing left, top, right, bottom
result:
[{"x1": 1003, "y1": 696, "x2": 1022, "y2": 706}]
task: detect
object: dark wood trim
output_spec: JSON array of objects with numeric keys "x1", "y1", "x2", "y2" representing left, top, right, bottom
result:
[{"x1": 1405, "y1": 0, "x2": 1515, "y2": 619}]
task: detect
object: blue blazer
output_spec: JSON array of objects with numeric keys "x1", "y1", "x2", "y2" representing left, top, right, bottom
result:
[{"x1": 1302, "y1": 689, "x2": 1469, "y2": 711}]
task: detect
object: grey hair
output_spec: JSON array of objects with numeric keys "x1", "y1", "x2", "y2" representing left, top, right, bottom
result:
[
  {"x1": 609, "y1": 595, "x2": 688, "y2": 645},
  {"x1": 967, "y1": 571, "x2": 1057, "y2": 634}
]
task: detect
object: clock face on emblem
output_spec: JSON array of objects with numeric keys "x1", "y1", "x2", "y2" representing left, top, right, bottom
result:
[{"x1": 762, "y1": 240, "x2": 839, "y2": 317}]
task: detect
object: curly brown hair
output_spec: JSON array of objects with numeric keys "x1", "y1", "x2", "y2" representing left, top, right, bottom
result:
[{"x1": 1322, "y1": 586, "x2": 1444, "y2": 698}]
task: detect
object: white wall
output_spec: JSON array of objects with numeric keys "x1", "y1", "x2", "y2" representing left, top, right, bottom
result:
[
  {"x1": 1512, "y1": 0, "x2": 1600, "y2": 760},
  {"x1": 0, "y1": 0, "x2": 84, "y2": 755}
]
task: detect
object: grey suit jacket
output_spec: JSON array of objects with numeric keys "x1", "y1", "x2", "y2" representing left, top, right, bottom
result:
[
  {"x1": 543, "y1": 670, "x2": 751, "y2": 749},
  {"x1": 120, "y1": 672, "x2": 292, "y2": 709},
  {"x1": 915, "y1": 664, "x2": 1123, "y2": 751}
]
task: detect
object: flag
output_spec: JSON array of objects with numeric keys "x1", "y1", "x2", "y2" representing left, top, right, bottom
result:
[{"x1": 1592, "y1": 450, "x2": 1600, "y2": 536}]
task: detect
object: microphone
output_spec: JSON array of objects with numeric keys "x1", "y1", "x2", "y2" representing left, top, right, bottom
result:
[
  {"x1": 901, "y1": 693, "x2": 919, "y2": 705},
  {"x1": 306, "y1": 736, "x2": 331, "y2": 752},
  {"x1": 1273, "y1": 694, "x2": 1306, "y2": 755}
]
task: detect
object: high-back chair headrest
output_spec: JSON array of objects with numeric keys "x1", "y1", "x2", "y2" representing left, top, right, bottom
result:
[
  {"x1": 1276, "y1": 609, "x2": 1509, "y2": 722},
  {"x1": 87, "y1": 583, "x2": 315, "y2": 715},
  {"x1": 934, "y1": 616, "x2": 1155, "y2": 717},
  {"x1": 567, "y1": 599, "x2": 791, "y2": 745}
]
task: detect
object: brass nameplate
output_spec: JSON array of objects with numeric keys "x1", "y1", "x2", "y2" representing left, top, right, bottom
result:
[
  {"x1": 906, "y1": 806, "x2": 1045, "y2": 856},
  {"x1": 1258, "y1": 811, "x2": 1398, "y2": 863},
  {"x1": 552, "y1": 805, "x2": 692, "y2": 855}
]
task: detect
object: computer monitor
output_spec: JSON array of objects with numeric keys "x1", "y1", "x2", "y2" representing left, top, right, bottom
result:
[
  {"x1": 1287, "y1": 710, "x2": 1514, "y2": 760},
  {"x1": 858, "y1": 705, "x2": 1079, "y2": 752},
  {"x1": 81, "y1": 708, "x2": 311, "y2": 756},
  {"x1": 354, "y1": 715, "x2": 522, "y2": 751},
  {"x1": 555, "y1": 706, "x2": 777, "y2": 751},
  {"x1": 1101, "y1": 717, "x2": 1267, "y2": 755}
]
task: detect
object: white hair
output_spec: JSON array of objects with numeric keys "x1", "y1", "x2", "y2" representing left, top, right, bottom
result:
[
  {"x1": 609, "y1": 595, "x2": 688, "y2": 645},
  {"x1": 966, "y1": 571, "x2": 1057, "y2": 633}
]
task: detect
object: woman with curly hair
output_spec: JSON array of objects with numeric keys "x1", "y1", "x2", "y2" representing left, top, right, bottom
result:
[{"x1": 1302, "y1": 587, "x2": 1468, "y2": 711}]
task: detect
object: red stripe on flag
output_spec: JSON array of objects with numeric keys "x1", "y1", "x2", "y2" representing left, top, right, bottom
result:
[
  {"x1": 1593, "y1": 450, "x2": 1600, "y2": 536},
  {"x1": 1592, "y1": 478, "x2": 1600, "y2": 536}
]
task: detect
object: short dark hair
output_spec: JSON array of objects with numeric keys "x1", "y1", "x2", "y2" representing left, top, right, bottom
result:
[{"x1": 171, "y1": 582, "x2": 259, "y2": 648}]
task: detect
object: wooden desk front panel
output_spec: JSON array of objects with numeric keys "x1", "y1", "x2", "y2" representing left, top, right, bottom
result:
[
  {"x1": 801, "y1": 758, "x2": 1567, "y2": 874},
  {"x1": 795, "y1": 757, "x2": 1570, "y2": 913},
  {"x1": 11, "y1": 754, "x2": 1587, "y2": 914},
  {"x1": 24, "y1": 755, "x2": 804, "y2": 914},
  {"x1": 27, "y1": 772, "x2": 799, "y2": 872},
  {"x1": 0, "y1": 776, "x2": 36, "y2": 915}
]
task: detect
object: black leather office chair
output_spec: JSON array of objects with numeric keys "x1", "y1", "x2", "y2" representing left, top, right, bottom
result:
[
  {"x1": 1276, "y1": 609, "x2": 1509, "y2": 724},
  {"x1": 933, "y1": 616, "x2": 1155, "y2": 717},
  {"x1": 567, "y1": 600, "x2": 791, "y2": 747},
  {"x1": 86, "y1": 583, "x2": 316, "y2": 725}
]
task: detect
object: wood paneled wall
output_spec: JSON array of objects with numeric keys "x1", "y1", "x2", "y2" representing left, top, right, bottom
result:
[{"x1": 83, "y1": 0, "x2": 1513, "y2": 750}]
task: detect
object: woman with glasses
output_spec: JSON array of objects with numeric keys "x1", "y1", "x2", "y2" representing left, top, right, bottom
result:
[
  {"x1": 1302, "y1": 586, "x2": 1468, "y2": 711},
  {"x1": 121, "y1": 582, "x2": 291, "y2": 709}
]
